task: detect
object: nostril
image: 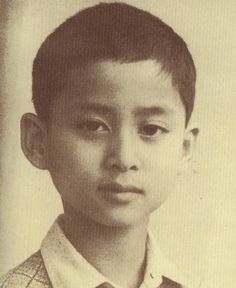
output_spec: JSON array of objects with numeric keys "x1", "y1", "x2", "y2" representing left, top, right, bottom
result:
[
  {"x1": 109, "y1": 162, "x2": 127, "y2": 172},
  {"x1": 109, "y1": 162, "x2": 138, "y2": 172},
  {"x1": 111, "y1": 163, "x2": 120, "y2": 170},
  {"x1": 130, "y1": 165, "x2": 138, "y2": 171},
  {"x1": 104, "y1": 154, "x2": 139, "y2": 172}
]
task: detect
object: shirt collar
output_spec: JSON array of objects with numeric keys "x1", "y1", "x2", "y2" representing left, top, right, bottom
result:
[
  {"x1": 41, "y1": 215, "x2": 114, "y2": 288},
  {"x1": 143, "y1": 231, "x2": 200, "y2": 288},
  {"x1": 41, "y1": 215, "x2": 200, "y2": 288}
]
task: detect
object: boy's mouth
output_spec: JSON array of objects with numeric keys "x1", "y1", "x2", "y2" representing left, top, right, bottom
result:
[{"x1": 98, "y1": 182, "x2": 143, "y2": 194}]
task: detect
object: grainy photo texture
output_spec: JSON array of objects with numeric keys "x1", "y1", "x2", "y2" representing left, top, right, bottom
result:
[{"x1": 0, "y1": 1, "x2": 236, "y2": 288}]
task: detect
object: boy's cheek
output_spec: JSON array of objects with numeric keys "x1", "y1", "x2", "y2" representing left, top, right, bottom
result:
[{"x1": 146, "y1": 145, "x2": 182, "y2": 171}]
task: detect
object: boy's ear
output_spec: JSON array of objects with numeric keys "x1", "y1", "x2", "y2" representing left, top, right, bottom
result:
[
  {"x1": 21, "y1": 113, "x2": 48, "y2": 170},
  {"x1": 178, "y1": 125, "x2": 199, "y2": 174}
]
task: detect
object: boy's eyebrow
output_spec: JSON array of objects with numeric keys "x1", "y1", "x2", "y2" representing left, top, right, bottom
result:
[
  {"x1": 133, "y1": 106, "x2": 173, "y2": 117},
  {"x1": 68, "y1": 103, "x2": 174, "y2": 117},
  {"x1": 69, "y1": 102, "x2": 114, "y2": 115}
]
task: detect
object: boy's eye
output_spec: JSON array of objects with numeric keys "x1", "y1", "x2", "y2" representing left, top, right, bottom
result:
[
  {"x1": 139, "y1": 124, "x2": 168, "y2": 137},
  {"x1": 78, "y1": 119, "x2": 110, "y2": 133}
]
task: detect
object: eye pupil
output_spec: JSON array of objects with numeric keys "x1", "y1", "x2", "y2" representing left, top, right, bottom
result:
[
  {"x1": 87, "y1": 121, "x2": 102, "y2": 131},
  {"x1": 143, "y1": 124, "x2": 158, "y2": 135}
]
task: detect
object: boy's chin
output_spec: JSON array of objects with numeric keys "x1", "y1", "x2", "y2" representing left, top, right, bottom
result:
[
  {"x1": 63, "y1": 201, "x2": 152, "y2": 229},
  {"x1": 105, "y1": 218, "x2": 150, "y2": 229},
  {"x1": 85, "y1": 209, "x2": 151, "y2": 229}
]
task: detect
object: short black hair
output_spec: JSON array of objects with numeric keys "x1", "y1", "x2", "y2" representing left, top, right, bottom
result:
[{"x1": 32, "y1": 2, "x2": 196, "y2": 124}]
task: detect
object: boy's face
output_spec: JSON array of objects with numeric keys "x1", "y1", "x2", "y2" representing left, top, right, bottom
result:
[{"x1": 41, "y1": 60, "x2": 195, "y2": 227}]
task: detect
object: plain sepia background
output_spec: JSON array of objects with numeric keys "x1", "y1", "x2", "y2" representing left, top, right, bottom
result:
[{"x1": 0, "y1": 1, "x2": 236, "y2": 287}]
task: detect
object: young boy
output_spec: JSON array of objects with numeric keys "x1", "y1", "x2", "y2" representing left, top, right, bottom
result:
[{"x1": 0, "y1": 2, "x2": 200, "y2": 288}]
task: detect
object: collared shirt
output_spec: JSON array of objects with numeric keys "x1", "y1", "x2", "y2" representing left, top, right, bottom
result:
[{"x1": 41, "y1": 215, "x2": 200, "y2": 288}]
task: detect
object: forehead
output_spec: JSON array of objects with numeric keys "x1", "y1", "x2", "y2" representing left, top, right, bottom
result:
[{"x1": 54, "y1": 60, "x2": 185, "y2": 119}]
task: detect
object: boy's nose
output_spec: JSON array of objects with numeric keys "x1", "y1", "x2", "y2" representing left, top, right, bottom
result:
[{"x1": 103, "y1": 130, "x2": 140, "y2": 173}]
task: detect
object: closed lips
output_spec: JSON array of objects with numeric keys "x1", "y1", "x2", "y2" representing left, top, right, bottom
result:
[{"x1": 98, "y1": 182, "x2": 143, "y2": 194}]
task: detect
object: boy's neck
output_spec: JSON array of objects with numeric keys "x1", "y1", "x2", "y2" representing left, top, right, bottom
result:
[{"x1": 62, "y1": 210, "x2": 150, "y2": 288}]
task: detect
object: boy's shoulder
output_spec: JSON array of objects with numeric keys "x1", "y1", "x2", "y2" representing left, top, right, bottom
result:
[{"x1": 0, "y1": 251, "x2": 52, "y2": 288}]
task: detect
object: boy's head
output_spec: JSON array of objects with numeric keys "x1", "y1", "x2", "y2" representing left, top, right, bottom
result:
[
  {"x1": 32, "y1": 2, "x2": 196, "y2": 125},
  {"x1": 21, "y1": 3, "x2": 198, "y2": 227}
]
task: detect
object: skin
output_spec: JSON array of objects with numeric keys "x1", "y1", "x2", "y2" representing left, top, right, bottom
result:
[{"x1": 21, "y1": 60, "x2": 198, "y2": 287}]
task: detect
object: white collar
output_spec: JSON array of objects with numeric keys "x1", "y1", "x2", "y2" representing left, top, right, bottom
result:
[{"x1": 41, "y1": 215, "x2": 200, "y2": 288}]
